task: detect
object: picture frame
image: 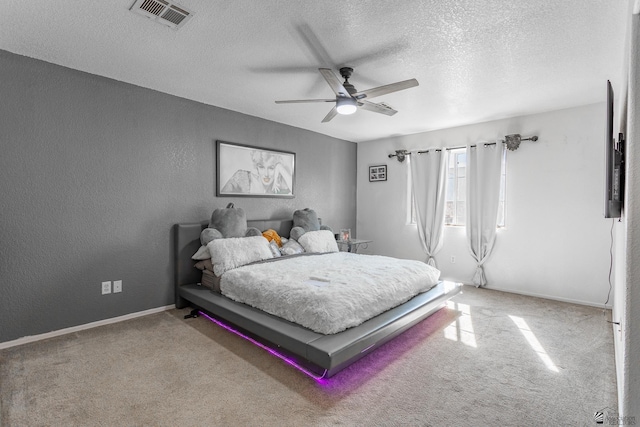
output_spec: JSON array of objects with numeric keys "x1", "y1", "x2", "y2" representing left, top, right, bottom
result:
[
  {"x1": 369, "y1": 165, "x2": 387, "y2": 182},
  {"x1": 217, "y1": 140, "x2": 295, "y2": 198}
]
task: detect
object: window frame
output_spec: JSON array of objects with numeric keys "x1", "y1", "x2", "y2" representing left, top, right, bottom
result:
[
  {"x1": 408, "y1": 147, "x2": 507, "y2": 228},
  {"x1": 444, "y1": 148, "x2": 467, "y2": 227}
]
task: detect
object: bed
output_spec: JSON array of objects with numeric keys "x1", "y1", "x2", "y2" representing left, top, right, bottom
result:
[{"x1": 174, "y1": 219, "x2": 461, "y2": 379}]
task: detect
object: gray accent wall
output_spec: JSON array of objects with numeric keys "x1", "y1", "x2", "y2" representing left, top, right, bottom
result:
[{"x1": 0, "y1": 50, "x2": 357, "y2": 343}]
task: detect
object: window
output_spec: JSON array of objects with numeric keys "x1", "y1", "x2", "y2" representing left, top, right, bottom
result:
[
  {"x1": 410, "y1": 147, "x2": 506, "y2": 228},
  {"x1": 497, "y1": 151, "x2": 507, "y2": 227},
  {"x1": 407, "y1": 156, "x2": 417, "y2": 225},
  {"x1": 445, "y1": 149, "x2": 467, "y2": 225}
]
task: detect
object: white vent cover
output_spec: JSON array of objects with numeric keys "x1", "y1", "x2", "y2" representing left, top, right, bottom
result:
[{"x1": 130, "y1": 0, "x2": 193, "y2": 30}]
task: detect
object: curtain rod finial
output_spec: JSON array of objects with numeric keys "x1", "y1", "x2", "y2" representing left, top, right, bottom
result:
[
  {"x1": 394, "y1": 150, "x2": 407, "y2": 162},
  {"x1": 388, "y1": 150, "x2": 408, "y2": 162},
  {"x1": 505, "y1": 134, "x2": 539, "y2": 151}
]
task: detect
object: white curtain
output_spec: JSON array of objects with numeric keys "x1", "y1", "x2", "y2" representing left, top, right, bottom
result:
[
  {"x1": 466, "y1": 142, "x2": 505, "y2": 286},
  {"x1": 409, "y1": 150, "x2": 448, "y2": 267}
]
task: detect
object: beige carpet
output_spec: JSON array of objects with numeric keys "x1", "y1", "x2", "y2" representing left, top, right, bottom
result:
[{"x1": 0, "y1": 286, "x2": 616, "y2": 426}]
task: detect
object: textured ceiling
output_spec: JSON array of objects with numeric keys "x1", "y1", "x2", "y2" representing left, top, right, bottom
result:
[{"x1": 0, "y1": 0, "x2": 628, "y2": 142}]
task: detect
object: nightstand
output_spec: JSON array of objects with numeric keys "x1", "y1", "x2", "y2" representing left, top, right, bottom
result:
[{"x1": 336, "y1": 239, "x2": 372, "y2": 253}]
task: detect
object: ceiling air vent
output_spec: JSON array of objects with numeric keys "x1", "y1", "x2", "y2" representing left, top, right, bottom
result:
[{"x1": 130, "y1": 0, "x2": 193, "y2": 30}]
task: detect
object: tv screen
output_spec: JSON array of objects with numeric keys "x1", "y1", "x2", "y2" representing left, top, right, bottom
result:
[{"x1": 604, "y1": 80, "x2": 624, "y2": 218}]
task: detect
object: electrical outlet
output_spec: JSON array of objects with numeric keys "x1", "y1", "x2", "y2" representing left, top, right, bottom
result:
[
  {"x1": 113, "y1": 280, "x2": 122, "y2": 293},
  {"x1": 450, "y1": 256, "x2": 456, "y2": 263},
  {"x1": 101, "y1": 281, "x2": 111, "y2": 295}
]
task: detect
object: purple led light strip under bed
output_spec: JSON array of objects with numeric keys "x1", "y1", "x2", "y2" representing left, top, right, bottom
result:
[{"x1": 198, "y1": 310, "x2": 328, "y2": 381}]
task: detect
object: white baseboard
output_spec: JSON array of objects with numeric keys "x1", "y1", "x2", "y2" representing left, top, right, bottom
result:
[
  {"x1": 0, "y1": 305, "x2": 176, "y2": 350},
  {"x1": 478, "y1": 284, "x2": 612, "y2": 309},
  {"x1": 612, "y1": 321, "x2": 625, "y2": 416}
]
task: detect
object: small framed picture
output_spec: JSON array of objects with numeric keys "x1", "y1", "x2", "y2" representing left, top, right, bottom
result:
[{"x1": 369, "y1": 165, "x2": 387, "y2": 182}]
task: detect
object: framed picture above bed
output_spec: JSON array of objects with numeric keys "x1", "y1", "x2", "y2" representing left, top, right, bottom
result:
[{"x1": 216, "y1": 141, "x2": 295, "y2": 198}]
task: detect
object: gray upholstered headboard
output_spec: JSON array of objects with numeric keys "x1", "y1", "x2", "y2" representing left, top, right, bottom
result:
[{"x1": 173, "y1": 219, "x2": 293, "y2": 297}]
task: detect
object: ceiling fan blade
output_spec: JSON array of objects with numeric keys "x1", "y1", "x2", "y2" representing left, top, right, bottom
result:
[
  {"x1": 353, "y1": 78, "x2": 419, "y2": 100},
  {"x1": 296, "y1": 24, "x2": 335, "y2": 68},
  {"x1": 358, "y1": 100, "x2": 398, "y2": 116},
  {"x1": 318, "y1": 68, "x2": 351, "y2": 98},
  {"x1": 275, "y1": 99, "x2": 335, "y2": 104},
  {"x1": 321, "y1": 105, "x2": 338, "y2": 123}
]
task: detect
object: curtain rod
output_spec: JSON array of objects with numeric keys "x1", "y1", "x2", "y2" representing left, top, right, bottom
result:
[{"x1": 388, "y1": 134, "x2": 538, "y2": 162}]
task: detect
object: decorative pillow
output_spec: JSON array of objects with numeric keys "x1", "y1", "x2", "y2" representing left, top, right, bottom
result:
[
  {"x1": 298, "y1": 230, "x2": 339, "y2": 254},
  {"x1": 268, "y1": 240, "x2": 282, "y2": 258},
  {"x1": 262, "y1": 229, "x2": 282, "y2": 247},
  {"x1": 200, "y1": 203, "x2": 261, "y2": 245},
  {"x1": 290, "y1": 208, "x2": 333, "y2": 241},
  {"x1": 209, "y1": 204, "x2": 249, "y2": 238},
  {"x1": 280, "y1": 239, "x2": 305, "y2": 256},
  {"x1": 293, "y1": 208, "x2": 321, "y2": 232},
  {"x1": 194, "y1": 259, "x2": 214, "y2": 271},
  {"x1": 208, "y1": 236, "x2": 273, "y2": 276},
  {"x1": 192, "y1": 245, "x2": 211, "y2": 260}
]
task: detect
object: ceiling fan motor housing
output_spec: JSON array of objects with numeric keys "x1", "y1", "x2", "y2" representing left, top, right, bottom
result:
[
  {"x1": 339, "y1": 67, "x2": 357, "y2": 95},
  {"x1": 339, "y1": 67, "x2": 354, "y2": 79}
]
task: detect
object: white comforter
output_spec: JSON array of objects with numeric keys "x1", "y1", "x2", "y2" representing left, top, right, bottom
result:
[{"x1": 220, "y1": 252, "x2": 440, "y2": 334}]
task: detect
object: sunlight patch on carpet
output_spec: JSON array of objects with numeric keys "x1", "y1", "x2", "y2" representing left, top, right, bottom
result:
[
  {"x1": 509, "y1": 315, "x2": 559, "y2": 373},
  {"x1": 444, "y1": 301, "x2": 477, "y2": 348}
]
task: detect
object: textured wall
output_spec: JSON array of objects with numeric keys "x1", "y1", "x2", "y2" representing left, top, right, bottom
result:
[
  {"x1": 0, "y1": 50, "x2": 356, "y2": 343},
  {"x1": 357, "y1": 104, "x2": 613, "y2": 306},
  {"x1": 617, "y1": 7, "x2": 640, "y2": 416}
]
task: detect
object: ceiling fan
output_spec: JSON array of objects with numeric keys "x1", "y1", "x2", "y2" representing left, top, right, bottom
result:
[{"x1": 275, "y1": 67, "x2": 419, "y2": 123}]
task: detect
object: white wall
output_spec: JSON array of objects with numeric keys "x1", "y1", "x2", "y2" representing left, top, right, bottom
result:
[
  {"x1": 357, "y1": 103, "x2": 613, "y2": 306},
  {"x1": 613, "y1": 4, "x2": 640, "y2": 416}
]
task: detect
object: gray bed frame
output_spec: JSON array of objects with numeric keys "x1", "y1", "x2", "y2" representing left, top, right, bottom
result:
[{"x1": 174, "y1": 219, "x2": 462, "y2": 378}]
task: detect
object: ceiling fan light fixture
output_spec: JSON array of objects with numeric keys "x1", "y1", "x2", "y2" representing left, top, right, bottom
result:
[{"x1": 336, "y1": 97, "x2": 357, "y2": 115}]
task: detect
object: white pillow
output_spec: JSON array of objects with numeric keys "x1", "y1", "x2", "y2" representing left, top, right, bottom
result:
[
  {"x1": 268, "y1": 240, "x2": 282, "y2": 258},
  {"x1": 280, "y1": 239, "x2": 305, "y2": 256},
  {"x1": 192, "y1": 245, "x2": 211, "y2": 260},
  {"x1": 208, "y1": 236, "x2": 273, "y2": 276},
  {"x1": 298, "y1": 230, "x2": 339, "y2": 254}
]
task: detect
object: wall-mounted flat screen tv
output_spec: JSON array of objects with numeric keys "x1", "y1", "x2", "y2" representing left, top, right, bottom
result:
[{"x1": 604, "y1": 80, "x2": 625, "y2": 219}]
